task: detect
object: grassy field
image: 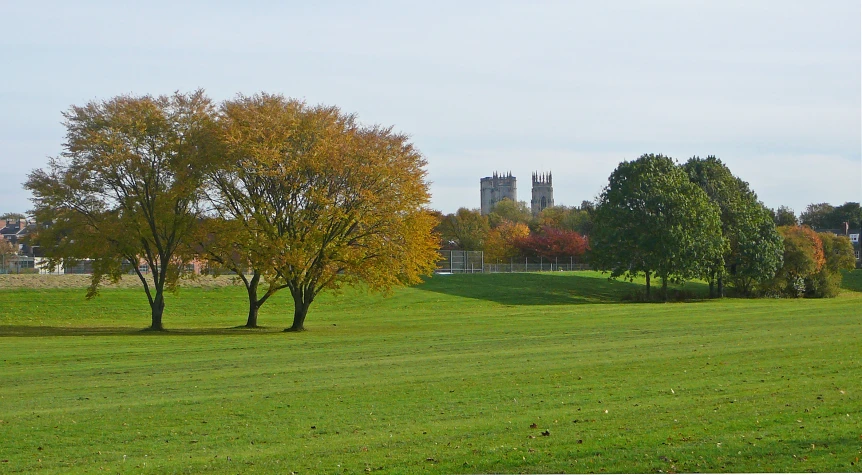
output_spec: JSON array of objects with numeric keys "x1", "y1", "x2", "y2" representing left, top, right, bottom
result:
[{"x1": 0, "y1": 271, "x2": 860, "y2": 473}]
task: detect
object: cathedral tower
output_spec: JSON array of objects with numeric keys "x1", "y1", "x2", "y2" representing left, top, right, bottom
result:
[
  {"x1": 480, "y1": 171, "x2": 517, "y2": 215},
  {"x1": 531, "y1": 171, "x2": 554, "y2": 215}
]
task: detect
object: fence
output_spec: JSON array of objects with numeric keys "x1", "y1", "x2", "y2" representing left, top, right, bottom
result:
[
  {"x1": 0, "y1": 254, "x2": 36, "y2": 274},
  {"x1": 436, "y1": 250, "x2": 589, "y2": 274}
]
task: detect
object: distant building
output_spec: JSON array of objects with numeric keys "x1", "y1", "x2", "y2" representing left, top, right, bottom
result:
[
  {"x1": 480, "y1": 172, "x2": 517, "y2": 215},
  {"x1": 530, "y1": 172, "x2": 554, "y2": 215}
]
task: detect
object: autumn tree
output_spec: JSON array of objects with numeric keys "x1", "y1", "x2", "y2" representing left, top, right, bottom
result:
[
  {"x1": 190, "y1": 216, "x2": 286, "y2": 328},
  {"x1": 516, "y1": 226, "x2": 588, "y2": 263},
  {"x1": 484, "y1": 220, "x2": 530, "y2": 262},
  {"x1": 25, "y1": 91, "x2": 215, "y2": 330},
  {"x1": 805, "y1": 233, "x2": 856, "y2": 297},
  {"x1": 770, "y1": 226, "x2": 825, "y2": 297},
  {"x1": 0, "y1": 238, "x2": 15, "y2": 273},
  {"x1": 683, "y1": 156, "x2": 783, "y2": 297},
  {"x1": 209, "y1": 94, "x2": 438, "y2": 332},
  {"x1": 437, "y1": 208, "x2": 489, "y2": 251},
  {"x1": 591, "y1": 154, "x2": 724, "y2": 300}
]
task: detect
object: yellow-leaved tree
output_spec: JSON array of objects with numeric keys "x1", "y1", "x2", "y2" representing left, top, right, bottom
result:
[
  {"x1": 206, "y1": 94, "x2": 439, "y2": 331},
  {"x1": 484, "y1": 220, "x2": 530, "y2": 262},
  {"x1": 25, "y1": 91, "x2": 216, "y2": 330}
]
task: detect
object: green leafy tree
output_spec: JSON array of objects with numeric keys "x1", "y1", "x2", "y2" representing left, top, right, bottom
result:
[
  {"x1": 537, "y1": 206, "x2": 593, "y2": 235},
  {"x1": 591, "y1": 154, "x2": 724, "y2": 300},
  {"x1": 683, "y1": 156, "x2": 783, "y2": 297},
  {"x1": 488, "y1": 198, "x2": 532, "y2": 228},
  {"x1": 25, "y1": 91, "x2": 215, "y2": 330},
  {"x1": 772, "y1": 206, "x2": 798, "y2": 227},
  {"x1": 799, "y1": 202, "x2": 861, "y2": 231},
  {"x1": 832, "y1": 202, "x2": 862, "y2": 230},
  {"x1": 800, "y1": 203, "x2": 835, "y2": 230},
  {"x1": 438, "y1": 208, "x2": 489, "y2": 251}
]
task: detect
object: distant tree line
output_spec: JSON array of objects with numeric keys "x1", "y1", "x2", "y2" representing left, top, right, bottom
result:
[{"x1": 436, "y1": 154, "x2": 858, "y2": 301}]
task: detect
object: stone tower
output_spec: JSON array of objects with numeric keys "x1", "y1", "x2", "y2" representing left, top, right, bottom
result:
[
  {"x1": 531, "y1": 171, "x2": 554, "y2": 215},
  {"x1": 480, "y1": 171, "x2": 517, "y2": 215}
]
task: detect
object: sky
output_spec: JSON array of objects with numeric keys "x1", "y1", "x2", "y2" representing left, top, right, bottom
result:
[{"x1": 1, "y1": 0, "x2": 860, "y2": 216}]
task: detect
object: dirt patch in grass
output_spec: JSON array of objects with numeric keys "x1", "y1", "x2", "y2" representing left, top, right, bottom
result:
[{"x1": 0, "y1": 274, "x2": 241, "y2": 290}]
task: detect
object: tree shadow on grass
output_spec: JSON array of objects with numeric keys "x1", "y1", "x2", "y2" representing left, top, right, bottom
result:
[
  {"x1": 0, "y1": 325, "x2": 284, "y2": 337},
  {"x1": 417, "y1": 272, "x2": 654, "y2": 305},
  {"x1": 417, "y1": 272, "x2": 713, "y2": 306}
]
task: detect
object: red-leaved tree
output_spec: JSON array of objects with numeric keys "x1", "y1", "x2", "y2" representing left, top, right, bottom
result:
[{"x1": 516, "y1": 226, "x2": 588, "y2": 261}]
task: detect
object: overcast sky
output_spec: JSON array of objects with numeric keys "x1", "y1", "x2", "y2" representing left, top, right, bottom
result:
[{"x1": 1, "y1": 1, "x2": 859, "y2": 216}]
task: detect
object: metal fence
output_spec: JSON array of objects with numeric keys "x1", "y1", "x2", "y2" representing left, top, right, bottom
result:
[{"x1": 436, "y1": 250, "x2": 589, "y2": 274}]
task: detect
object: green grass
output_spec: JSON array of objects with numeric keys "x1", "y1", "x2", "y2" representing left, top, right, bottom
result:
[{"x1": 0, "y1": 271, "x2": 861, "y2": 473}]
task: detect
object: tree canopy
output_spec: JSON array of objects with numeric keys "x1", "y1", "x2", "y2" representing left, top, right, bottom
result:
[
  {"x1": 437, "y1": 208, "x2": 489, "y2": 251},
  {"x1": 683, "y1": 156, "x2": 783, "y2": 297},
  {"x1": 800, "y1": 202, "x2": 862, "y2": 231},
  {"x1": 772, "y1": 206, "x2": 798, "y2": 227},
  {"x1": 206, "y1": 93, "x2": 439, "y2": 331},
  {"x1": 591, "y1": 153, "x2": 724, "y2": 299},
  {"x1": 25, "y1": 91, "x2": 215, "y2": 330},
  {"x1": 25, "y1": 91, "x2": 440, "y2": 331},
  {"x1": 488, "y1": 198, "x2": 532, "y2": 228},
  {"x1": 771, "y1": 226, "x2": 826, "y2": 297}
]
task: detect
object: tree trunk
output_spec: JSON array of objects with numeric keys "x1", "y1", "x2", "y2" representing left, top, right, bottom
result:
[
  {"x1": 286, "y1": 287, "x2": 313, "y2": 332},
  {"x1": 149, "y1": 290, "x2": 165, "y2": 331},
  {"x1": 717, "y1": 274, "x2": 724, "y2": 298},
  {"x1": 708, "y1": 280, "x2": 715, "y2": 299},
  {"x1": 645, "y1": 271, "x2": 651, "y2": 299},
  {"x1": 245, "y1": 273, "x2": 260, "y2": 328},
  {"x1": 246, "y1": 303, "x2": 259, "y2": 328},
  {"x1": 661, "y1": 276, "x2": 668, "y2": 302}
]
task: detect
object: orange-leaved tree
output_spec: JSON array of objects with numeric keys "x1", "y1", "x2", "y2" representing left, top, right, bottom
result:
[
  {"x1": 205, "y1": 94, "x2": 439, "y2": 331},
  {"x1": 773, "y1": 225, "x2": 825, "y2": 297}
]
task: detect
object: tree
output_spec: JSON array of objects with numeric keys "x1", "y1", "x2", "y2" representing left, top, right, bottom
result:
[
  {"x1": 438, "y1": 208, "x2": 489, "y2": 251},
  {"x1": 805, "y1": 233, "x2": 856, "y2": 297},
  {"x1": 25, "y1": 91, "x2": 215, "y2": 330},
  {"x1": 591, "y1": 154, "x2": 724, "y2": 300},
  {"x1": 516, "y1": 226, "x2": 588, "y2": 262},
  {"x1": 831, "y1": 202, "x2": 862, "y2": 231},
  {"x1": 0, "y1": 238, "x2": 15, "y2": 273},
  {"x1": 683, "y1": 156, "x2": 783, "y2": 297},
  {"x1": 484, "y1": 220, "x2": 530, "y2": 262},
  {"x1": 488, "y1": 198, "x2": 532, "y2": 228},
  {"x1": 536, "y1": 206, "x2": 593, "y2": 235},
  {"x1": 0, "y1": 212, "x2": 25, "y2": 220},
  {"x1": 208, "y1": 93, "x2": 439, "y2": 332},
  {"x1": 190, "y1": 216, "x2": 287, "y2": 328},
  {"x1": 772, "y1": 206, "x2": 798, "y2": 227},
  {"x1": 800, "y1": 203, "x2": 835, "y2": 230},
  {"x1": 771, "y1": 226, "x2": 825, "y2": 297}
]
